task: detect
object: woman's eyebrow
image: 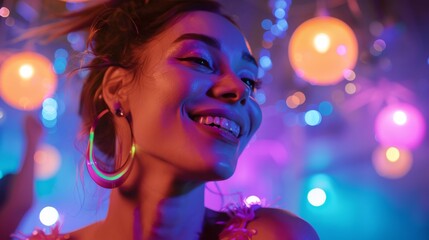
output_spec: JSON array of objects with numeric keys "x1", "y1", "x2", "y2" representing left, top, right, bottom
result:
[
  {"x1": 173, "y1": 33, "x2": 258, "y2": 68},
  {"x1": 173, "y1": 33, "x2": 221, "y2": 49}
]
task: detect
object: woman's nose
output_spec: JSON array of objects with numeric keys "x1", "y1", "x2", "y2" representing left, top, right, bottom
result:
[{"x1": 207, "y1": 73, "x2": 251, "y2": 105}]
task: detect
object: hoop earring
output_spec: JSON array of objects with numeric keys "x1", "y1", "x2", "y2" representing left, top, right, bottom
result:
[{"x1": 86, "y1": 109, "x2": 136, "y2": 188}]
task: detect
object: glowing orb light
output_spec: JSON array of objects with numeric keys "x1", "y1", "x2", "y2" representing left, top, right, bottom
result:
[
  {"x1": 375, "y1": 103, "x2": 426, "y2": 148},
  {"x1": 289, "y1": 16, "x2": 358, "y2": 85},
  {"x1": 244, "y1": 195, "x2": 262, "y2": 207},
  {"x1": 286, "y1": 91, "x2": 306, "y2": 109},
  {"x1": 372, "y1": 145, "x2": 412, "y2": 179},
  {"x1": 0, "y1": 7, "x2": 10, "y2": 18},
  {"x1": 304, "y1": 110, "x2": 322, "y2": 126},
  {"x1": 39, "y1": 206, "x2": 59, "y2": 226},
  {"x1": 307, "y1": 187, "x2": 327, "y2": 207},
  {"x1": 34, "y1": 144, "x2": 61, "y2": 179},
  {"x1": 0, "y1": 52, "x2": 57, "y2": 110}
]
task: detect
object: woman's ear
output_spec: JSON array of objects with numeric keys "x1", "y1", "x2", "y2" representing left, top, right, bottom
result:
[{"x1": 102, "y1": 67, "x2": 132, "y2": 113}]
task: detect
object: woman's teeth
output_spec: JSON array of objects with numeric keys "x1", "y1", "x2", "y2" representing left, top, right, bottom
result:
[{"x1": 196, "y1": 116, "x2": 240, "y2": 138}]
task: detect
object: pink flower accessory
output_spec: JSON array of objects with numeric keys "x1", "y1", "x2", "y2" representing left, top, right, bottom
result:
[
  {"x1": 218, "y1": 196, "x2": 265, "y2": 240},
  {"x1": 12, "y1": 223, "x2": 70, "y2": 240}
]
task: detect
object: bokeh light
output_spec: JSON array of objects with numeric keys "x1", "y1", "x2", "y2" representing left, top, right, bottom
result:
[
  {"x1": 307, "y1": 188, "x2": 327, "y2": 207},
  {"x1": 19, "y1": 64, "x2": 34, "y2": 79},
  {"x1": 244, "y1": 195, "x2": 262, "y2": 207},
  {"x1": 375, "y1": 103, "x2": 426, "y2": 148},
  {"x1": 42, "y1": 98, "x2": 58, "y2": 122},
  {"x1": 304, "y1": 110, "x2": 322, "y2": 126},
  {"x1": 39, "y1": 206, "x2": 59, "y2": 226},
  {"x1": 318, "y1": 101, "x2": 333, "y2": 116},
  {"x1": 289, "y1": 16, "x2": 358, "y2": 85},
  {"x1": 345, "y1": 82, "x2": 357, "y2": 94},
  {"x1": 385, "y1": 147, "x2": 400, "y2": 162},
  {"x1": 0, "y1": 52, "x2": 57, "y2": 110},
  {"x1": 286, "y1": 91, "x2": 306, "y2": 109},
  {"x1": 343, "y1": 69, "x2": 356, "y2": 81},
  {"x1": 0, "y1": 7, "x2": 10, "y2": 18},
  {"x1": 34, "y1": 144, "x2": 61, "y2": 179},
  {"x1": 372, "y1": 145, "x2": 413, "y2": 179}
]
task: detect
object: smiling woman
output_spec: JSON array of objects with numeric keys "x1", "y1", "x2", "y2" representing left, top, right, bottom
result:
[{"x1": 18, "y1": 0, "x2": 319, "y2": 239}]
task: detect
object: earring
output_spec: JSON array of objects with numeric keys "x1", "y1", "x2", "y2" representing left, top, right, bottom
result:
[
  {"x1": 86, "y1": 109, "x2": 135, "y2": 188},
  {"x1": 114, "y1": 102, "x2": 125, "y2": 117}
]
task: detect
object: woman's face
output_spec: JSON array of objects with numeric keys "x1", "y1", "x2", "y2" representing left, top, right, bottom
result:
[{"x1": 127, "y1": 11, "x2": 262, "y2": 181}]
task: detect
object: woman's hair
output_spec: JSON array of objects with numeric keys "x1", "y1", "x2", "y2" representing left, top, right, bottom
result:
[{"x1": 29, "y1": 0, "x2": 235, "y2": 159}]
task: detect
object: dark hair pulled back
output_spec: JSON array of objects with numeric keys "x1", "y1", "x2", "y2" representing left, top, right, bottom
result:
[{"x1": 29, "y1": 0, "x2": 233, "y2": 158}]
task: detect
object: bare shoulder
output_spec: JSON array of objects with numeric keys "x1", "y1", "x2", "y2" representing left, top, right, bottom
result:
[{"x1": 247, "y1": 207, "x2": 319, "y2": 240}]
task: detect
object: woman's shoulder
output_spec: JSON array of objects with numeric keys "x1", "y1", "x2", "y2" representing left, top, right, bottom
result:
[
  {"x1": 247, "y1": 207, "x2": 319, "y2": 240},
  {"x1": 211, "y1": 204, "x2": 319, "y2": 240}
]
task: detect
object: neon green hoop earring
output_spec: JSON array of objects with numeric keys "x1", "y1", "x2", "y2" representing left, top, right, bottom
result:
[{"x1": 86, "y1": 109, "x2": 136, "y2": 188}]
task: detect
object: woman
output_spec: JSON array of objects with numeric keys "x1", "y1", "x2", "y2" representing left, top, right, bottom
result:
[{"x1": 22, "y1": 0, "x2": 319, "y2": 239}]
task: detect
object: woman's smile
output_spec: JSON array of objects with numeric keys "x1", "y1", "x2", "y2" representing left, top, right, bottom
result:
[{"x1": 192, "y1": 113, "x2": 242, "y2": 144}]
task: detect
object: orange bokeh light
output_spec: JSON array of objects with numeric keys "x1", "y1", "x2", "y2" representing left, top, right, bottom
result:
[
  {"x1": 0, "y1": 52, "x2": 57, "y2": 110},
  {"x1": 34, "y1": 144, "x2": 61, "y2": 179},
  {"x1": 372, "y1": 145, "x2": 412, "y2": 179},
  {"x1": 289, "y1": 16, "x2": 358, "y2": 85}
]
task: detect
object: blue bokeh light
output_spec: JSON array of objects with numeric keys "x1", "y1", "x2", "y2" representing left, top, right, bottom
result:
[
  {"x1": 277, "y1": 19, "x2": 289, "y2": 31},
  {"x1": 318, "y1": 101, "x2": 334, "y2": 116},
  {"x1": 263, "y1": 31, "x2": 275, "y2": 42},
  {"x1": 274, "y1": 0, "x2": 288, "y2": 9},
  {"x1": 259, "y1": 56, "x2": 272, "y2": 70},
  {"x1": 304, "y1": 110, "x2": 322, "y2": 126},
  {"x1": 255, "y1": 90, "x2": 266, "y2": 105},
  {"x1": 53, "y1": 57, "x2": 67, "y2": 74},
  {"x1": 55, "y1": 48, "x2": 69, "y2": 59},
  {"x1": 274, "y1": 8, "x2": 286, "y2": 19},
  {"x1": 261, "y1": 19, "x2": 272, "y2": 30}
]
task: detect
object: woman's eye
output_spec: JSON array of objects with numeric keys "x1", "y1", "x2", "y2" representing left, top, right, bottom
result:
[
  {"x1": 177, "y1": 57, "x2": 213, "y2": 71},
  {"x1": 241, "y1": 77, "x2": 260, "y2": 92}
]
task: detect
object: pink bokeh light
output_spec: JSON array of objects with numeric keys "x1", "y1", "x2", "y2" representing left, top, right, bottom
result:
[{"x1": 375, "y1": 103, "x2": 426, "y2": 148}]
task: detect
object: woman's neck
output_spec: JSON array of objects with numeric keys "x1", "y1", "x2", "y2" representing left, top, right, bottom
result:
[{"x1": 99, "y1": 167, "x2": 207, "y2": 240}]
